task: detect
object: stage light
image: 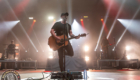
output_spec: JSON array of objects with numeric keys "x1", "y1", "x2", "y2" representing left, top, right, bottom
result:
[
  {"x1": 84, "y1": 46, "x2": 89, "y2": 52},
  {"x1": 126, "y1": 46, "x2": 131, "y2": 51},
  {"x1": 127, "y1": 55, "x2": 130, "y2": 59},
  {"x1": 49, "y1": 56, "x2": 53, "y2": 59},
  {"x1": 84, "y1": 16, "x2": 88, "y2": 18},
  {"x1": 36, "y1": 50, "x2": 38, "y2": 52},
  {"x1": 80, "y1": 18, "x2": 85, "y2": 29},
  {"x1": 101, "y1": 19, "x2": 103, "y2": 21},
  {"x1": 112, "y1": 49, "x2": 114, "y2": 51},
  {"x1": 16, "y1": 53, "x2": 19, "y2": 55},
  {"x1": 100, "y1": 49, "x2": 102, "y2": 52},
  {"x1": 29, "y1": 17, "x2": 33, "y2": 20},
  {"x1": 25, "y1": 50, "x2": 27, "y2": 52},
  {"x1": 48, "y1": 16, "x2": 54, "y2": 20},
  {"x1": 33, "y1": 20, "x2": 36, "y2": 22},
  {"x1": 49, "y1": 48, "x2": 53, "y2": 51},
  {"x1": 85, "y1": 56, "x2": 89, "y2": 61},
  {"x1": 16, "y1": 44, "x2": 19, "y2": 46},
  {"x1": 15, "y1": 57, "x2": 18, "y2": 60},
  {"x1": 15, "y1": 47, "x2": 19, "y2": 49},
  {"x1": 17, "y1": 20, "x2": 20, "y2": 22}
]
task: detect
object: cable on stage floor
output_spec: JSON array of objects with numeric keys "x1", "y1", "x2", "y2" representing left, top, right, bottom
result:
[{"x1": 27, "y1": 72, "x2": 52, "y2": 80}]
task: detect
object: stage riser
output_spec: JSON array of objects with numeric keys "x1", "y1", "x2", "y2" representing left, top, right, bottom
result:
[{"x1": 45, "y1": 56, "x2": 87, "y2": 71}]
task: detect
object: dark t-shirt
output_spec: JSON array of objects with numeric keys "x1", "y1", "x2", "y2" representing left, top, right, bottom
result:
[
  {"x1": 8, "y1": 44, "x2": 15, "y2": 49},
  {"x1": 52, "y1": 22, "x2": 71, "y2": 37}
]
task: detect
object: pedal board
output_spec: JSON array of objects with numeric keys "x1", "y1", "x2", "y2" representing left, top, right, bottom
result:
[{"x1": 51, "y1": 72, "x2": 83, "y2": 79}]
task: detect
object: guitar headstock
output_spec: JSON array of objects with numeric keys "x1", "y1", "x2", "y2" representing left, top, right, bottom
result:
[{"x1": 80, "y1": 33, "x2": 89, "y2": 37}]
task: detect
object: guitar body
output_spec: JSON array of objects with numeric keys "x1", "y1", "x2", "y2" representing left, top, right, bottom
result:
[{"x1": 48, "y1": 35, "x2": 69, "y2": 51}]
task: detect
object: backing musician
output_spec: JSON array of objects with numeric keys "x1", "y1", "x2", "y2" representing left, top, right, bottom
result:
[
  {"x1": 101, "y1": 36, "x2": 112, "y2": 59},
  {"x1": 50, "y1": 12, "x2": 80, "y2": 72},
  {"x1": 7, "y1": 40, "x2": 16, "y2": 59}
]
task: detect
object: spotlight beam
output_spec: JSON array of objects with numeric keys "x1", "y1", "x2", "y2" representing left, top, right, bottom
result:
[
  {"x1": 11, "y1": 31, "x2": 26, "y2": 50},
  {"x1": 27, "y1": 20, "x2": 36, "y2": 36},
  {"x1": 19, "y1": 23, "x2": 38, "y2": 51},
  {"x1": 5, "y1": 0, "x2": 38, "y2": 51},
  {"x1": 0, "y1": 21, "x2": 19, "y2": 33},
  {"x1": 0, "y1": 16, "x2": 26, "y2": 50},
  {"x1": 67, "y1": 0, "x2": 72, "y2": 24},
  {"x1": 95, "y1": 0, "x2": 113, "y2": 51},
  {"x1": 101, "y1": 20, "x2": 109, "y2": 34},
  {"x1": 113, "y1": 6, "x2": 140, "y2": 50},
  {"x1": 107, "y1": 0, "x2": 126, "y2": 39},
  {"x1": 81, "y1": 19, "x2": 85, "y2": 30},
  {"x1": 33, "y1": 30, "x2": 44, "y2": 51},
  {"x1": 5, "y1": 0, "x2": 30, "y2": 20}
]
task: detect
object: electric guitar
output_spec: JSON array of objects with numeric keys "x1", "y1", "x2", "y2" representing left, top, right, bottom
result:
[{"x1": 48, "y1": 33, "x2": 88, "y2": 51}]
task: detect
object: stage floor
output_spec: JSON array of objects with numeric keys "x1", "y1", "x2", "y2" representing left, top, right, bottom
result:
[{"x1": 0, "y1": 69, "x2": 140, "y2": 80}]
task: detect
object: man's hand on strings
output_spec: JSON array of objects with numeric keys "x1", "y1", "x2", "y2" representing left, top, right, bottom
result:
[{"x1": 75, "y1": 34, "x2": 80, "y2": 39}]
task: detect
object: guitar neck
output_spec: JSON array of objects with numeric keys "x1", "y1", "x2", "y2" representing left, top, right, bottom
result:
[
  {"x1": 64, "y1": 33, "x2": 87, "y2": 41},
  {"x1": 65, "y1": 36, "x2": 78, "y2": 41}
]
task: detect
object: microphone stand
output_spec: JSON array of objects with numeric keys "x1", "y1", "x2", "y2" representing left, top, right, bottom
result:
[{"x1": 63, "y1": 19, "x2": 67, "y2": 79}]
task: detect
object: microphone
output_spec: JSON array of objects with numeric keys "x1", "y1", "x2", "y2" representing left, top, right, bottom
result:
[{"x1": 63, "y1": 18, "x2": 67, "y2": 23}]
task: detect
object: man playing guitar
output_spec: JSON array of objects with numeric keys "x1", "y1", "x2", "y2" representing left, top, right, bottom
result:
[{"x1": 50, "y1": 12, "x2": 80, "y2": 72}]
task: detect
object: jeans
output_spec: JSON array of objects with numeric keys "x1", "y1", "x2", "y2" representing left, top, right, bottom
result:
[{"x1": 58, "y1": 43, "x2": 74, "y2": 72}]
